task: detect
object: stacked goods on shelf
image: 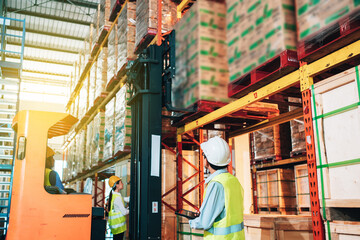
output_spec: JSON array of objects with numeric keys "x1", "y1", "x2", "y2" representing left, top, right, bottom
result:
[
  {"x1": 243, "y1": 215, "x2": 313, "y2": 239},
  {"x1": 89, "y1": 62, "x2": 97, "y2": 109},
  {"x1": 312, "y1": 66, "x2": 360, "y2": 237},
  {"x1": 135, "y1": 0, "x2": 177, "y2": 52},
  {"x1": 252, "y1": 126, "x2": 280, "y2": 161},
  {"x1": 99, "y1": 0, "x2": 112, "y2": 32},
  {"x1": 295, "y1": 0, "x2": 360, "y2": 41},
  {"x1": 114, "y1": 85, "x2": 131, "y2": 154},
  {"x1": 68, "y1": 139, "x2": 76, "y2": 179},
  {"x1": 91, "y1": 110, "x2": 105, "y2": 166},
  {"x1": 256, "y1": 168, "x2": 296, "y2": 214},
  {"x1": 161, "y1": 149, "x2": 177, "y2": 240},
  {"x1": 92, "y1": 4, "x2": 100, "y2": 49},
  {"x1": 95, "y1": 47, "x2": 108, "y2": 102},
  {"x1": 85, "y1": 121, "x2": 94, "y2": 170},
  {"x1": 182, "y1": 150, "x2": 200, "y2": 210},
  {"x1": 84, "y1": 26, "x2": 92, "y2": 64},
  {"x1": 104, "y1": 98, "x2": 116, "y2": 160},
  {"x1": 289, "y1": 97, "x2": 306, "y2": 156},
  {"x1": 75, "y1": 133, "x2": 82, "y2": 175},
  {"x1": 294, "y1": 164, "x2": 310, "y2": 215},
  {"x1": 107, "y1": 24, "x2": 118, "y2": 84},
  {"x1": 117, "y1": 2, "x2": 137, "y2": 72},
  {"x1": 78, "y1": 79, "x2": 88, "y2": 120},
  {"x1": 226, "y1": 0, "x2": 297, "y2": 82},
  {"x1": 173, "y1": 0, "x2": 229, "y2": 108}
]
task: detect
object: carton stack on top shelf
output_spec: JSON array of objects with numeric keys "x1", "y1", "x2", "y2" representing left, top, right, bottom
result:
[
  {"x1": 288, "y1": 97, "x2": 306, "y2": 156},
  {"x1": 114, "y1": 85, "x2": 132, "y2": 154},
  {"x1": 173, "y1": 0, "x2": 229, "y2": 108},
  {"x1": 92, "y1": 0, "x2": 112, "y2": 48},
  {"x1": 104, "y1": 98, "x2": 116, "y2": 160},
  {"x1": 295, "y1": 0, "x2": 360, "y2": 41},
  {"x1": 91, "y1": 110, "x2": 105, "y2": 166},
  {"x1": 117, "y1": 2, "x2": 137, "y2": 72},
  {"x1": 107, "y1": 24, "x2": 118, "y2": 85},
  {"x1": 226, "y1": 0, "x2": 297, "y2": 82},
  {"x1": 135, "y1": 0, "x2": 177, "y2": 52}
]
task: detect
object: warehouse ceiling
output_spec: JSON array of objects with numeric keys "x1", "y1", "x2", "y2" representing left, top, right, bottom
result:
[{"x1": 2, "y1": 0, "x2": 99, "y2": 104}]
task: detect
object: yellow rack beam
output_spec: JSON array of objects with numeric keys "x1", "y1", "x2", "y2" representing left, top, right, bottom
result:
[
  {"x1": 177, "y1": 0, "x2": 196, "y2": 18},
  {"x1": 178, "y1": 39, "x2": 360, "y2": 135}
]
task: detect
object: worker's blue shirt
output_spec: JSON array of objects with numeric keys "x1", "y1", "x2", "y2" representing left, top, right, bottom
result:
[
  {"x1": 49, "y1": 170, "x2": 65, "y2": 190},
  {"x1": 189, "y1": 169, "x2": 227, "y2": 230}
]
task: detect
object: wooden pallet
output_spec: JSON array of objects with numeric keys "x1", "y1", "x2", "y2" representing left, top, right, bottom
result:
[
  {"x1": 228, "y1": 50, "x2": 299, "y2": 98},
  {"x1": 298, "y1": 10, "x2": 360, "y2": 62},
  {"x1": 134, "y1": 29, "x2": 157, "y2": 54}
]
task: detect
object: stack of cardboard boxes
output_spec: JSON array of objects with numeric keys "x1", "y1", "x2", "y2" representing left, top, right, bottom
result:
[
  {"x1": 135, "y1": 0, "x2": 177, "y2": 51},
  {"x1": 173, "y1": 0, "x2": 229, "y2": 108},
  {"x1": 226, "y1": 0, "x2": 297, "y2": 82}
]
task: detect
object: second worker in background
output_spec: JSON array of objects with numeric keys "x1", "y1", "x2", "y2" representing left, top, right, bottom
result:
[{"x1": 189, "y1": 136, "x2": 245, "y2": 239}]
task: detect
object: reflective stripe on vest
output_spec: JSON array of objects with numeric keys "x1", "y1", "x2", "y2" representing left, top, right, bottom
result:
[
  {"x1": 44, "y1": 168, "x2": 52, "y2": 186},
  {"x1": 207, "y1": 222, "x2": 244, "y2": 235},
  {"x1": 204, "y1": 172, "x2": 245, "y2": 240},
  {"x1": 108, "y1": 193, "x2": 127, "y2": 235}
]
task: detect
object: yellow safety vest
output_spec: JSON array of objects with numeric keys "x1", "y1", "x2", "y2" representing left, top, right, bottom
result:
[
  {"x1": 204, "y1": 172, "x2": 245, "y2": 240},
  {"x1": 108, "y1": 193, "x2": 127, "y2": 235},
  {"x1": 44, "y1": 168, "x2": 52, "y2": 186}
]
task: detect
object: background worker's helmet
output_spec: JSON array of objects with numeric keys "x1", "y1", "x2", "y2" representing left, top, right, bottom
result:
[
  {"x1": 46, "y1": 147, "x2": 55, "y2": 158},
  {"x1": 200, "y1": 136, "x2": 231, "y2": 167},
  {"x1": 108, "y1": 175, "x2": 121, "y2": 188}
]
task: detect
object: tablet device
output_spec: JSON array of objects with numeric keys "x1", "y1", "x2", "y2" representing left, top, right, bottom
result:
[{"x1": 175, "y1": 209, "x2": 199, "y2": 220}]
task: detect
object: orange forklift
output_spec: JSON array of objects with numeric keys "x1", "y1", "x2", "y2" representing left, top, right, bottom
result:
[{"x1": 6, "y1": 110, "x2": 106, "y2": 240}]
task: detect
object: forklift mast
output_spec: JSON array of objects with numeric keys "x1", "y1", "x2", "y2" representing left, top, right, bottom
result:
[{"x1": 127, "y1": 32, "x2": 176, "y2": 239}]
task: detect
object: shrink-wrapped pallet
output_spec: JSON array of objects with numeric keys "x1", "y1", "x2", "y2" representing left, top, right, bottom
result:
[
  {"x1": 117, "y1": 2, "x2": 137, "y2": 72},
  {"x1": 295, "y1": 0, "x2": 360, "y2": 41},
  {"x1": 92, "y1": 0, "x2": 112, "y2": 47},
  {"x1": 104, "y1": 98, "x2": 116, "y2": 160},
  {"x1": 226, "y1": 0, "x2": 297, "y2": 82},
  {"x1": 85, "y1": 120, "x2": 94, "y2": 170},
  {"x1": 91, "y1": 111, "x2": 105, "y2": 166},
  {"x1": 107, "y1": 25, "x2": 118, "y2": 84},
  {"x1": 95, "y1": 48, "x2": 108, "y2": 101},
  {"x1": 78, "y1": 79, "x2": 88, "y2": 120},
  {"x1": 173, "y1": 0, "x2": 229, "y2": 108},
  {"x1": 114, "y1": 85, "x2": 132, "y2": 154},
  {"x1": 252, "y1": 126, "x2": 277, "y2": 161},
  {"x1": 288, "y1": 97, "x2": 305, "y2": 155},
  {"x1": 89, "y1": 61, "x2": 96, "y2": 109},
  {"x1": 135, "y1": 0, "x2": 177, "y2": 52}
]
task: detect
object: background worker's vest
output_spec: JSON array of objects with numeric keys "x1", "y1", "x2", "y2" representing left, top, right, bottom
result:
[
  {"x1": 44, "y1": 168, "x2": 52, "y2": 186},
  {"x1": 109, "y1": 193, "x2": 127, "y2": 235},
  {"x1": 204, "y1": 173, "x2": 245, "y2": 240}
]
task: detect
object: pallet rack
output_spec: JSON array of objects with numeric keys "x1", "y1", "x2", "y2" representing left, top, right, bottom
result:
[{"x1": 175, "y1": 39, "x2": 360, "y2": 240}]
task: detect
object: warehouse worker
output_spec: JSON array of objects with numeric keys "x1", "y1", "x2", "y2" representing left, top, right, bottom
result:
[
  {"x1": 44, "y1": 146, "x2": 65, "y2": 192},
  {"x1": 189, "y1": 136, "x2": 245, "y2": 239},
  {"x1": 107, "y1": 175, "x2": 129, "y2": 240}
]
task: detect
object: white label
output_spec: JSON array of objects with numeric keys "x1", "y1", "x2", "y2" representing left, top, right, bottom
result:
[
  {"x1": 152, "y1": 201, "x2": 158, "y2": 213},
  {"x1": 151, "y1": 135, "x2": 160, "y2": 177}
]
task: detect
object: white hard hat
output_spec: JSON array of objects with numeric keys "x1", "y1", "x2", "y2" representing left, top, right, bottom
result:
[{"x1": 200, "y1": 136, "x2": 230, "y2": 167}]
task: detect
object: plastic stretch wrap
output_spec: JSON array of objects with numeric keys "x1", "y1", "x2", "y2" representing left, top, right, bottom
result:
[
  {"x1": 85, "y1": 120, "x2": 94, "y2": 170},
  {"x1": 92, "y1": 111, "x2": 105, "y2": 166},
  {"x1": 107, "y1": 26, "x2": 118, "y2": 84},
  {"x1": 78, "y1": 79, "x2": 88, "y2": 120},
  {"x1": 95, "y1": 47, "x2": 108, "y2": 100},
  {"x1": 89, "y1": 62, "x2": 96, "y2": 109},
  {"x1": 296, "y1": 0, "x2": 360, "y2": 41},
  {"x1": 114, "y1": 85, "x2": 132, "y2": 153},
  {"x1": 117, "y1": 2, "x2": 137, "y2": 72},
  {"x1": 104, "y1": 98, "x2": 116, "y2": 160},
  {"x1": 226, "y1": 0, "x2": 297, "y2": 82},
  {"x1": 252, "y1": 126, "x2": 275, "y2": 161},
  {"x1": 289, "y1": 97, "x2": 305, "y2": 154},
  {"x1": 135, "y1": 0, "x2": 177, "y2": 50},
  {"x1": 173, "y1": 0, "x2": 229, "y2": 108}
]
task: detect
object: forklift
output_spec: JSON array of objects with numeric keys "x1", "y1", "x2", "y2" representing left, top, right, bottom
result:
[{"x1": 6, "y1": 32, "x2": 179, "y2": 240}]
